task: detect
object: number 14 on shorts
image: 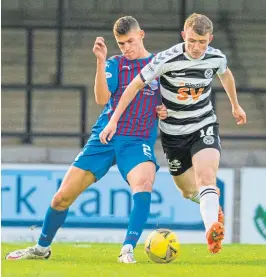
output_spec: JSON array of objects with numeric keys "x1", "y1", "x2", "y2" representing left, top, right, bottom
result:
[{"x1": 200, "y1": 126, "x2": 214, "y2": 137}]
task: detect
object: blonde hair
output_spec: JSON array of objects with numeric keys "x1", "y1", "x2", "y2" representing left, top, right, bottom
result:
[{"x1": 184, "y1": 13, "x2": 213, "y2": 35}]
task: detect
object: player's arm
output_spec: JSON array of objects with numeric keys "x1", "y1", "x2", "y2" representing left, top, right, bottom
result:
[
  {"x1": 93, "y1": 37, "x2": 118, "y2": 105},
  {"x1": 94, "y1": 59, "x2": 111, "y2": 105},
  {"x1": 218, "y1": 67, "x2": 247, "y2": 125},
  {"x1": 110, "y1": 75, "x2": 145, "y2": 123},
  {"x1": 218, "y1": 67, "x2": 239, "y2": 108}
]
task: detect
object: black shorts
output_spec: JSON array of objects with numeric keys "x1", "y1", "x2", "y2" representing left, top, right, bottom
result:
[{"x1": 160, "y1": 123, "x2": 221, "y2": 176}]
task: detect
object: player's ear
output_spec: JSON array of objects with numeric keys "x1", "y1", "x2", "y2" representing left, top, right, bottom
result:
[
  {"x1": 140, "y1": 30, "x2": 145, "y2": 39},
  {"x1": 181, "y1": 31, "x2": 185, "y2": 41},
  {"x1": 209, "y1": 34, "x2": 214, "y2": 43}
]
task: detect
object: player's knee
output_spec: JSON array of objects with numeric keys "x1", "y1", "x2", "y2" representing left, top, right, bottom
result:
[
  {"x1": 131, "y1": 177, "x2": 153, "y2": 193},
  {"x1": 196, "y1": 168, "x2": 216, "y2": 187},
  {"x1": 51, "y1": 191, "x2": 73, "y2": 210}
]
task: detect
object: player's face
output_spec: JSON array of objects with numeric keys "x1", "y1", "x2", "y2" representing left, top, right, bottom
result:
[
  {"x1": 115, "y1": 30, "x2": 145, "y2": 60},
  {"x1": 182, "y1": 28, "x2": 213, "y2": 59}
]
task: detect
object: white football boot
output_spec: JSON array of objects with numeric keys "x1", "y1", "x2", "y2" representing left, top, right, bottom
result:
[
  {"x1": 5, "y1": 246, "x2": 51, "y2": 260},
  {"x1": 118, "y1": 244, "x2": 136, "y2": 263}
]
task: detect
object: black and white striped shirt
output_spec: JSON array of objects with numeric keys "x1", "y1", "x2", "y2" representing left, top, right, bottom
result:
[{"x1": 140, "y1": 43, "x2": 227, "y2": 135}]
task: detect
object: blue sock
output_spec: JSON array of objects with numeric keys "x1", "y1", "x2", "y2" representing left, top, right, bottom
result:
[
  {"x1": 123, "y1": 192, "x2": 151, "y2": 248},
  {"x1": 38, "y1": 206, "x2": 68, "y2": 247}
]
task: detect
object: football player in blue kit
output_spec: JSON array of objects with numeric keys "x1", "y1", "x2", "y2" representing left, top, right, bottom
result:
[{"x1": 5, "y1": 16, "x2": 165, "y2": 263}]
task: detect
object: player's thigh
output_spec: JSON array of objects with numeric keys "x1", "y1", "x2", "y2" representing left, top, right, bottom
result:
[
  {"x1": 115, "y1": 139, "x2": 158, "y2": 192},
  {"x1": 191, "y1": 123, "x2": 221, "y2": 187},
  {"x1": 192, "y1": 149, "x2": 220, "y2": 187},
  {"x1": 127, "y1": 161, "x2": 156, "y2": 193},
  {"x1": 172, "y1": 167, "x2": 198, "y2": 198},
  {"x1": 52, "y1": 166, "x2": 96, "y2": 208},
  {"x1": 52, "y1": 140, "x2": 116, "y2": 209}
]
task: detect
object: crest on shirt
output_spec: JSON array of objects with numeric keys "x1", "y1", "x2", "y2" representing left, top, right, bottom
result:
[
  {"x1": 148, "y1": 79, "x2": 159, "y2": 90},
  {"x1": 204, "y1": 68, "x2": 213, "y2": 79}
]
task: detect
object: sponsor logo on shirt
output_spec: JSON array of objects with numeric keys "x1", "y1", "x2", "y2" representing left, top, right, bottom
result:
[
  {"x1": 143, "y1": 88, "x2": 155, "y2": 96},
  {"x1": 171, "y1": 72, "x2": 186, "y2": 76},
  {"x1": 178, "y1": 82, "x2": 208, "y2": 88}
]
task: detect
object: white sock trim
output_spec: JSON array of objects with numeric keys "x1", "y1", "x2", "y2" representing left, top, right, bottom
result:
[{"x1": 199, "y1": 185, "x2": 217, "y2": 197}]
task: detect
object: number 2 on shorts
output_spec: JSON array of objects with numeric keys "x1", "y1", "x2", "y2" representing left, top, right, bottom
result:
[{"x1": 142, "y1": 144, "x2": 152, "y2": 159}]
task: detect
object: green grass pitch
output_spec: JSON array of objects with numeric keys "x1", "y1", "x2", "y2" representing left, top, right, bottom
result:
[{"x1": 2, "y1": 243, "x2": 266, "y2": 277}]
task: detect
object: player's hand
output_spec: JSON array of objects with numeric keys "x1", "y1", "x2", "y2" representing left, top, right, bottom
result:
[
  {"x1": 156, "y1": 105, "x2": 168, "y2": 120},
  {"x1": 100, "y1": 121, "x2": 117, "y2": 144},
  {"x1": 232, "y1": 105, "x2": 247, "y2": 125},
  {"x1": 93, "y1": 37, "x2": 107, "y2": 62}
]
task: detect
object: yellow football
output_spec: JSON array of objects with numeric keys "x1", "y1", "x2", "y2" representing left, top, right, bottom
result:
[{"x1": 144, "y1": 228, "x2": 180, "y2": 263}]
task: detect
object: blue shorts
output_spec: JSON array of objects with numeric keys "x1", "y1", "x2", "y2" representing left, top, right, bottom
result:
[{"x1": 72, "y1": 134, "x2": 159, "y2": 182}]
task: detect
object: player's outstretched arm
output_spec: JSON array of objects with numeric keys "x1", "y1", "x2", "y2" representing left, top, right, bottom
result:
[
  {"x1": 93, "y1": 37, "x2": 111, "y2": 105},
  {"x1": 99, "y1": 75, "x2": 145, "y2": 144},
  {"x1": 110, "y1": 75, "x2": 145, "y2": 123},
  {"x1": 218, "y1": 67, "x2": 247, "y2": 125}
]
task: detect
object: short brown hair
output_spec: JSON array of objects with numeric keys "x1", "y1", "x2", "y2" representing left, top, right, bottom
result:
[
  {"x1": 113, "y1": 16, "x2": 140, "y2": 36},
  {"x1": 184, "y1": 13, "x2": 213, "y2": 35}
]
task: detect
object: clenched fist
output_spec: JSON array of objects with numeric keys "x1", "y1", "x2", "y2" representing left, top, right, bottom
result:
[{"x1": 93, "y1": 37, "x2": 107, "y2": 62}]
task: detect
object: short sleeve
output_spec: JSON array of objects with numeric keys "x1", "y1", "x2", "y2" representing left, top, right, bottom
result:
[
  {"x1": 105, "y1": 57, "x2": 119, "y2": 94},
  {"x1": 140, "y1": 53, "x2": 165, "y2": 85},
  {"x1": 217, "y1": 55, "x2": 227, "y2": 75}
]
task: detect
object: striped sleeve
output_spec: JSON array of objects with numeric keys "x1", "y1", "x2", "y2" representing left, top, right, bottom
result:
[
  {"x1": 216, "y1": 54, "x2": 227, "y2": 75},
  {"x1": 141, "y1": 45, "x2": 183, "y2": 84},
  {"x1": 140, "y1": 54, "x2": 164, "y2": 85}
]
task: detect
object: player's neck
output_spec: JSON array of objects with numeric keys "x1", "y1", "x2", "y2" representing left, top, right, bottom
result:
[{"x1": 137, "y1": 49, "x2": 151, "y2": 59}]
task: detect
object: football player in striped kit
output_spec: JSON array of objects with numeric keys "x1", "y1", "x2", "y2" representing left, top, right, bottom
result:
[
  {"x1": 100, "y1": 13, "x2": 247, "y2": 254},
  {"x1": 5, "y1": 16, "x2": 164, "y2": 263}
]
